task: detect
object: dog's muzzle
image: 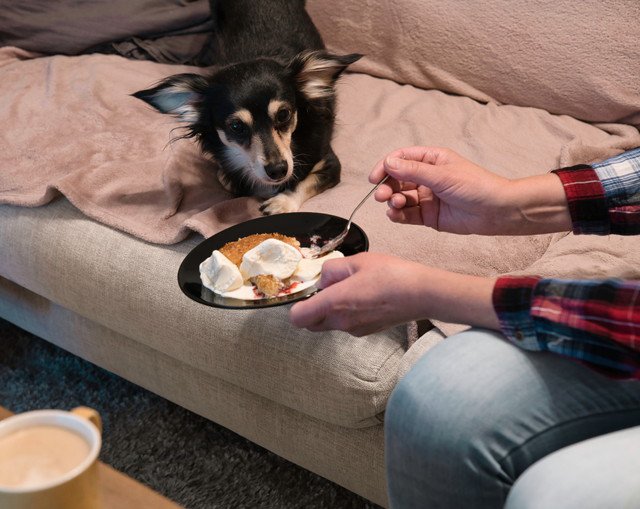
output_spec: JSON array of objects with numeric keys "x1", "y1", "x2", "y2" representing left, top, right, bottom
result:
[{"x1": 264, "y1": 161, "x2": 288, "y2": 181}]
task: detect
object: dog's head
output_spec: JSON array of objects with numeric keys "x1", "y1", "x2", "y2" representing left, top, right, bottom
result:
[{"x1": 133, "y1": 51, "x2": 361, "y2": 193}]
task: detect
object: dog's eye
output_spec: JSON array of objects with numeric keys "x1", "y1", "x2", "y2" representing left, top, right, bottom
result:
[
  {"x1": 228, "y1": 119, "x2": 248, "y2": 136},
  {"x1": 275, "y1": 108, "x2": 292, "y2": 125}
]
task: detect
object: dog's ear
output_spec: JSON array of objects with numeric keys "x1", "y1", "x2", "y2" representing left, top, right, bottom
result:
[
  {"x1": 289, "y1": 51, "x2": 362, "y2": 101},
  {"x1": 132, "y1": 73, "x2": 208, "y2": 123}
]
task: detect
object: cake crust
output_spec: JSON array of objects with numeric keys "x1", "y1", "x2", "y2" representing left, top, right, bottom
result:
[
  {"x1": 219, "y1": 233, "x2": 300, "y2": 266},
  {"x1": 250, "y1": 274, "x2": 284, "y2": 297}
]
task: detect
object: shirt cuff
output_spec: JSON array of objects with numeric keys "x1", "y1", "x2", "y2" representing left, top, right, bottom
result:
[
  {"x1": 552, "y1": 164, "x2": 610, "y2": 235},
  {"x1": 492, "y1": 276, "x2": 542, "y2": 350},
  {"x1": 592, "y1": 147, "x2": 640, "y2": 235}
]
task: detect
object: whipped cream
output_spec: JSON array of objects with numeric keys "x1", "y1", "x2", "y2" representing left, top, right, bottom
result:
[
  {"x1": 293, "y1": 250, "x2": 344, "y2": 281},
  {"x1": 239, "y1": 239, "x2": 302, "y2": 280},
  {"x1": 199, "y1": 250, "x2": 244, "y2": 293}
]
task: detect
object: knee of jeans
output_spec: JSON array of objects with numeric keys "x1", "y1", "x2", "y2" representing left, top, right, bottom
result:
[
  {"x1": 386, "y1": 331, "x2": 508, "y2": 456},
  {"x1": 386, "y1": 349, "x2": 474, "y2": 452}
]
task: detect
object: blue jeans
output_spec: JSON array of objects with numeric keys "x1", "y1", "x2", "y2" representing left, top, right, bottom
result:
[
  {"x1": 385, "y1": 329, "x2": 640, "y2": 509},
  {"x1": 505, "y1": 425, "x2": 640, "y2": 509}
]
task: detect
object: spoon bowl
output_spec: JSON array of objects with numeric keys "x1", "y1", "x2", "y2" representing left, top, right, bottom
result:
[{"x1": 307, "y1": 175, "x2": 389, "y2": 258}]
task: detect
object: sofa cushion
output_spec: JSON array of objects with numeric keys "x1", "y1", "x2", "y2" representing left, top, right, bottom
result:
[
  {"x1": 0, "y1": 0, "x2": 212, "y2": 59},
  {"x1": 308, "y1": 0, "x2": 640, "y2": 127},
  {"x1": 0, "y1": 198, "x2": 406, "y2": 428}
]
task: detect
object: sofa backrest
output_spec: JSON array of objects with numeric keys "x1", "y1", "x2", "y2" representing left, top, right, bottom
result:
[{"x1": 307, "y1": 0, "x2": 640, "y2": 127}]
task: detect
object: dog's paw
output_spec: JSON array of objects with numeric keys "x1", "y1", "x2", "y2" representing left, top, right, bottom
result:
[{"x1": 259, "y1": 194, "x2": 300, "y2": 215}]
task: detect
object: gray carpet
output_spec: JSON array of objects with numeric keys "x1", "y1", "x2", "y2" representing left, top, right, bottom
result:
[{"x1": 0, "y1": 318, "x2": 382, "y2": 509}]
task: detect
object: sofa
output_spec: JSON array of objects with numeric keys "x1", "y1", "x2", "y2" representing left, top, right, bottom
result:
[{"x1": 1, "y1": 1, "x2": 639, "y2": 506}]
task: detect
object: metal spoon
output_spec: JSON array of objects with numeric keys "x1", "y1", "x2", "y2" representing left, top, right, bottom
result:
[{"x1": 308, "y1": 175, "x2": 390, "y2": 258}]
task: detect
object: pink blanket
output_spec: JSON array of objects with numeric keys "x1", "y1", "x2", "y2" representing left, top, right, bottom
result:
[
  {"x1": 0, "y1": 47, "x2": 261, "y2": 244},
  {"x1": 2, "y1": 46, "x2": 638, "y2": 246}
]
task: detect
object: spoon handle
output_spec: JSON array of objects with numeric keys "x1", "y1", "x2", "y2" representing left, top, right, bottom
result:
[
  {"x1": 308, "y1": 174, "x2": 390, "y2": 258},
  {"x1": 346, "y1": 174, "x2": 389, "y2": 228}
]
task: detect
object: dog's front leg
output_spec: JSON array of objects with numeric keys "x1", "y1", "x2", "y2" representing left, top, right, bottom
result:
[{"x1": 259, "y1": 152, "x2": 340, "y2": 215}]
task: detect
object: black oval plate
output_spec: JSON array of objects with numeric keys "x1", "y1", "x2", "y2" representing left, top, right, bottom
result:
[{"x1": 178, "y1": 213, "x2": 369, "y2": 309}]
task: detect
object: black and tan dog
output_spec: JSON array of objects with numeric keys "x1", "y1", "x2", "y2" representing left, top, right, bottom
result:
[{"x1": 134, "y1": 0, "x2": 361, "y2": 214}]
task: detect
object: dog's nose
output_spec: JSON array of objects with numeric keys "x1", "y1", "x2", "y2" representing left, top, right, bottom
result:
[{"x1": 265, "y1": 161, "x2": 288, "y2": 181}]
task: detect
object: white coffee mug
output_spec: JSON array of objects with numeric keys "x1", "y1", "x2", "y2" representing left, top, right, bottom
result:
[{"x1": 0, "y1": 407, "x2": 102, "y2": 509}]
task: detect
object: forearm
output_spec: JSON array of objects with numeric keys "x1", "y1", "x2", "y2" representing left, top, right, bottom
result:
[
  {"x1": 411, "y1": 266, "x2": 500, "y2": 330},
  {"x1": 289, "y1": 254, "x2": 501, "y2": 336},
  {"x1": 413, "y1": 268, "x2": 640, "y2": 378},
  {"x1": 499, "y1": 173, "x2": 573, "y2": 235},
  {"x1": 503, "y1": 147, "x2": 640, "y2": 236}
]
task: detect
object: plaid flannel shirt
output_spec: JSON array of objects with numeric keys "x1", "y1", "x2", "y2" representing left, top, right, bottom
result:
[
  {"x1": 493, "y1": 148, "x2": 640, "y2": 379},
  {"x1": 552, "y1": 146, "x2": 640, "y2": 235}
]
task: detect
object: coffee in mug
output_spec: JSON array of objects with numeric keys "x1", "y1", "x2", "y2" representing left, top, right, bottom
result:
[
  {"x1": 0, "y1": 407, "x2": 102, "y2": 509},
  {"x1": 0, "y1": 425, "x2": 91, "y2": 488}
]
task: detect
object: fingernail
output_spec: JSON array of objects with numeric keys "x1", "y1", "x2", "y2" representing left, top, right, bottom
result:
[{"x1": 386, "y1": 156, "x2": 401, "y2": 168}]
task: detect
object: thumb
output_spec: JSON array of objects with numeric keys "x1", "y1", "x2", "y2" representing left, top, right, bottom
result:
[
  {"x1": 289, "y1": 258, "x2": 353, "y2": 329},
  {"x1": 384, "y1": 156, "x2": 448, "y2": 192},
  {"x1": 316, "y1": 257, "x2": 354, "y2": 289}
]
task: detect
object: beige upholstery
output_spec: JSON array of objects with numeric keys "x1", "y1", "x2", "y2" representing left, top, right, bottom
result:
[
  {"x1": 0, "y1": 199, "x2": 406, "y2": 429},
  {"x1": 308, "y1": 0, "x2": 640, "y2": 126},
  {"x1": 0, "y1": 276, "x2": 388, "y2": 506}
]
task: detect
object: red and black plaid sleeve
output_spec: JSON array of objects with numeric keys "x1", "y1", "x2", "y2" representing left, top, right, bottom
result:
[
  {"x1": 552, "y1": 165, "x2": 610, "y2": 234},
  {"x1": 493, "y1": 276, "x2": 640, "y2": 379},
  {"x1": 552, "y1": 148, "x2": 640, "y2": 235}
]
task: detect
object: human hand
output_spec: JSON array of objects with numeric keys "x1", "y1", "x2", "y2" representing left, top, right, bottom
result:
[
  {"x1": 289, "y1": 252, "x2": 498, "y2": 336},
  {"x1": 369, "y1": 146, "x2": 571, "y2": 235},
  {"x1": 289, "y1": 253, "x2": 428, "y2": 336}
]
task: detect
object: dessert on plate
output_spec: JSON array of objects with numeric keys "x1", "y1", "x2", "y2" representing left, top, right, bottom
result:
[{"x1": 199, "y1": 233, "x2": 343, "y2": 300}]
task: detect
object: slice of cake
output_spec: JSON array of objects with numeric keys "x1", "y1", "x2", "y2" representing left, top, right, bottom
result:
[
  {"x1": 250, "y1": 274, "x2": 284, "y2": 297},
  {"x1": 199, "y1": 232, "x2": 342, "y2": 299},
  {"x1": 209, "y1": 233, "x2": 302, "y2": 297}
]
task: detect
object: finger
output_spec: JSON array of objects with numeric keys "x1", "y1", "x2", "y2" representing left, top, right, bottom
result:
[
  {"x1": 371, "y1": 146, "x2": 452, "y2": 185},
  {"x1": 371, "y1": 147, "x2": 442, "y2": 197},
  {"x1": 317, "y1": 258, "x2": 353, "y2": 289},
  {"x1": 369, "y1": 158, "x2": 403, "y2": 191},
  {"x1": 369, "y1": 158, "x2": 386, "y2": 184},
  {"x1": 369, "y1": 147, "x2": 425, "y2": 185},
  {"x1": 386, "y1": 206, "x2": 426, "y2": 225},
  {"x1": 388, "y1": 193, "x2": 407, "y2": 209},
  {"x1": 369, "y1": 147, "x2": 420, "y2": 184},
  {"x1": 384, "y1": 156, "x2": 450, "y2": 192},
  {"x1": 375, "y1": 178, "x2": 419, "y2": 202},
  {"x1": 388, "y1": 189, "x2": 423, "y2": 209},
  {"x1": 392, "y1": 146, "x2": 451, "y2": 165},
  {"x1": 290, "y1": 296, "x2": 327, "y2": 329},
  {"x1": 374, "y1": 182, "x2": 394, "y2": 202},
  {"x1": 290, "y1": 278, "x2": 349, "y2": 331}
]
